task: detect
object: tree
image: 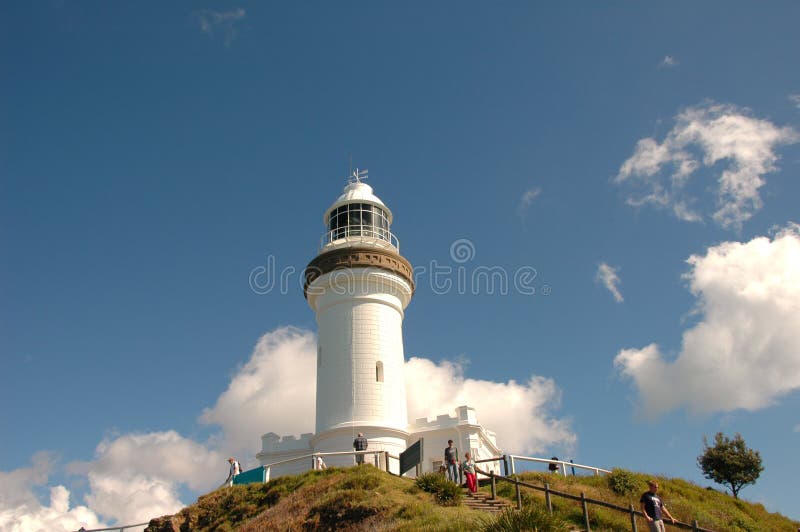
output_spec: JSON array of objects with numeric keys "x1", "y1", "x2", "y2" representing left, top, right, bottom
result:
[{"x1": 697, "y1": 432, "x2": 763, "y2": 498}]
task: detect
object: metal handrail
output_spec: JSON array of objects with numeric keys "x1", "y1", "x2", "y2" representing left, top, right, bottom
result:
[
  {"x1": 74, "y1": 523, "x2": 149, "y2": 532},
  {"x1": 263, "y1": 450, "x2": 386, "y2": 468},
  {"x1": 507, "y1": 454, "x2": 611, "y2": 477},
  {"x1": 319, "y1": 229, "x2": 400, "y2": 252}
]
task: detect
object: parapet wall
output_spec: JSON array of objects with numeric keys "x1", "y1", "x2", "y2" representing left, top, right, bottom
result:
[
  {"x1": 260, "y1": 432, "x2": 314, "y2": 453},
  {"x1": 409, "y1": 405, "x2": 479, "y2": 431}
]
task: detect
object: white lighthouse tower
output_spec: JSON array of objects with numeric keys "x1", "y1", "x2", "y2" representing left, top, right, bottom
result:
[
  {"x1": 303, "y1": 169, "x2": 415, "y2": 465},
  {"x1": 257, "y1": 170, "x2": 501, "y2": 477}
]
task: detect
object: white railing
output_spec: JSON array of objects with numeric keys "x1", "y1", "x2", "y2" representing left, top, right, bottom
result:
[
  {"x1": 259, "y1": 450, "x2": 395, "y2": 481},
  {"x1": 507, "y1": 454, "x2": 611, "y2": 477},
  {"x1": 74, "y1": 523, "x2": 149, "y2": 532},
  {"x1": 319, "y1": 229, "x2": 400, "y2": 252}
]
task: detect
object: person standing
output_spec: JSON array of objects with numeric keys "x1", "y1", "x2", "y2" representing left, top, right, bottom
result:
[
  {"x1": 461, "y1": 452, "x2": 477, "y2": 493},
  {"x1": 353, "y1": 433, "x2": 368, "y2": 465},
  {"x1": 225, "y1": 457, "x2": 241, "y2": 487},
  {"x1": 444, "y1": 439, "x2": 459, "y2": 483},
  {"x1": 640, "y1": 480, "x2": 676, "y2": 532}
]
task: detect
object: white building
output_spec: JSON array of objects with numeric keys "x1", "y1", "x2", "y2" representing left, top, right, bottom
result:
[{"x1": 257, "y1": 171, "x2": 501, "y2": 477}]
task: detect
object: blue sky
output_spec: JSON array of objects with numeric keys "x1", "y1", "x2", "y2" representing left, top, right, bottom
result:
[{"x1": 2, "y1": 1, "x2": 800, "y2": 528}]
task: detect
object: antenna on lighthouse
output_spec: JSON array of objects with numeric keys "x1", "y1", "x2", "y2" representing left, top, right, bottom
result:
[{"x1": 348, "y1": 167, "x2": 369, "y2": 184}]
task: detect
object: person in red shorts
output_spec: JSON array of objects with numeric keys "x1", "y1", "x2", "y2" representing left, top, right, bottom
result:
[{"x1": 461, "y1": 452, "x2": 477, "y2": 493}]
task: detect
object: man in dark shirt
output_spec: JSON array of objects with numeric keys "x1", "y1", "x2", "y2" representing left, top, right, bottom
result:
[
  {"x1": 444, "y1": 440, "x2": 459, "y2": 483},
  {"x1": 640, "y1": 480, "x2": 676, "y2": 532},
  {"x1": 353, "y1": 433, "x2": 368, "y2": 465}
]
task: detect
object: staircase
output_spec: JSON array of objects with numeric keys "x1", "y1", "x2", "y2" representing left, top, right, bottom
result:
[{"x1": 461, "y1": 488, "x2": 513, "y2": 514}]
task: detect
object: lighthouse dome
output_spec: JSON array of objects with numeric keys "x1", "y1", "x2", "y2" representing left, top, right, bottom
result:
[
  {"x1": 323, "y1": 182, "x2": 393, "y2": 223},
  {"x1": 320, "y1": 180, "x2": 398, "y2": 251}
]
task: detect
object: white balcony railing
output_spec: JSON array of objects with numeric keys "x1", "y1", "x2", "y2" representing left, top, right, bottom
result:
[{"x1": 319, "y1": 228, "x2": 400, "y2": 252}]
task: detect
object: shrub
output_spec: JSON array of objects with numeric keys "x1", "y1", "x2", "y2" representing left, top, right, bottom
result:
[
  {"x1": 481, "y1": 504, "x2": 570, "y2": 532},
  {"x1": 608, "y1": 468, "x2": 638, "y2": 497},
  {"x1": 414, "y1": 472, "x2": 463, "y2": 506}
]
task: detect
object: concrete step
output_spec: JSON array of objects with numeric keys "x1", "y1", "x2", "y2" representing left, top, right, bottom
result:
[{"x1": 461, "y1": 488, "x2": 514, "y2": 514}]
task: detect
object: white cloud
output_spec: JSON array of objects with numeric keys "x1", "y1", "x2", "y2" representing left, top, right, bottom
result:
[
  {"x1": 615, "y1": 102, "x2": 799, "y2": 230},
  {"x1": 199, "y1": 327, "x2": 318, "y2": 460},
  {"x1": 517, "y1": 187, "x2": 542, "y2": 219},
  {"x1": 200, "y1": 326, "x2": 576, "y2": 455},
  {"x1": 660, "y1": 55, "x2": 679, "y2": 68},
  {"x1": 789, "y1": 94, "x2": 800, "y2": 109},
  {"x1": 595, "y1": 262, "x2": 624, "y2": 303},
  {"x1": 3, "y1": 325, "x2": 575, "y2": 526},
  {"x1": 793, "y1": 424, "x2": 800, "y2": 433},
  {"x1": 405, "y1": 357, "x2": 576, "y2": 455},
  {"x1": 85, "y1": 474, "x2": 181, "y2": 528},
  {"x1": 195, "y1": 8, "x2": 246, "y2": 46},
  {"x1": 0, "y1": 453, "x2": 105, "y2": 532},
  {"x1": 615, "y1": 225, "x2": 800, "y2": 418}
]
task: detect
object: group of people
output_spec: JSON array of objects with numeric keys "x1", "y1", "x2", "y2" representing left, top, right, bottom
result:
[
  {"x1": 225, "y1": 439, "x2": 677, "y2": 530},
  {"x1": 443, "y1": 440, "x2": 677, "y2": 531},
  {"x1": 443, "y1": 439, "x2": 478, "y2": 493}
]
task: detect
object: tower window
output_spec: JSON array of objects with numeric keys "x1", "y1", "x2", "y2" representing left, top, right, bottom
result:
[
  {"x1": 327, "y1": 203, "x2": 391, "y2": 243},
  {"x1": 376, "y1": 361, "x2": 384, "y2": 382}
]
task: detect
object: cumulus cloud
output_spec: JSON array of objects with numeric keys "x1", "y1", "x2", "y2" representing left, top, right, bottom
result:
[
  {"x1": 615, "y1": 225, "x2": 800, "y2": 418},
  {"x1": 200, "y1": 327, "x2": 317, "y2": 460},
  {"x1": 789, "y1": 94, "x2": 800, "y2": 109},
  {"x1": 3, "y1": 325, "x2": 575, "y2": 527},
  {"x1": 0, "y1": 453, "x2": 105, "y2": 532},
  {"x1": 660, "y1": 55, "x2": 679, "y2": 68},
  {"x1": 517, "y1": 187, "x2": 542, "y2": 219},
  {"x1": 195, "y1": 8, "x2": 246, "y2": 46},
  {"x1": 405, "y1": 357, "x2": 575, "y2": 454},
  {"x1": 615, "y1": 102, "x2": 799, "y2": 230},
  {"x1": 595, "y1": 262, "x2": 624, "y2": 303}
]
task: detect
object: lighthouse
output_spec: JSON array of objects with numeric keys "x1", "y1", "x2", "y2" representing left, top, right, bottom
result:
[
  {"x1": 304, "y1": 169, "x2": 414, "y2": 463},
  {"x1": 257, "y1": 170, "x2": 501, "y2": 477}
]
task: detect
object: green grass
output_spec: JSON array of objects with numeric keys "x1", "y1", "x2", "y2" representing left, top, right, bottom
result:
[
  {"x1": 145, "y1": 466, "x2": 481, "y2": 532},
  {"x1": 491, "y1": 470, "x2": 799, "y2": 531},
  {"x1": 143, "y1": 466, "x2": 799, "y2": 531}
]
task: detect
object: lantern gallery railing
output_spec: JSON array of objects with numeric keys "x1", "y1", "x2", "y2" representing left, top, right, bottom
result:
[{"x1": 320, "y1": 228, "x2": 400, "y2": 252}]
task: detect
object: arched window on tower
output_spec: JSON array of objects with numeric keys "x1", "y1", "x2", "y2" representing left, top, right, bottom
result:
[{"x1": 376, "y1": 361, "x2": 384, "y2": 383}]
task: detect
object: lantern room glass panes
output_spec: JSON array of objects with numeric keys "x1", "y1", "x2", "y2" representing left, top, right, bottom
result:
[{"x1": 328, "y1": 203, "x2": 390, "y2": 242}]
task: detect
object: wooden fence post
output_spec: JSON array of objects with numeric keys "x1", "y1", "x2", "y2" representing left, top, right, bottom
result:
[
  {"x1": 581, "y1": 492, "x2": 590, "y2": 531},
  {"x1": 692, "y1": 520, "x2": 699, "y2": 531},
  {"x1": 515, "y1": 481, "x2": 522, "y2": 510},
  {"x1": 490, "y1": 471, "x2": 497, "y2": 500},
  {"x1": 545, "y1": 482, "x2": 552, "y2": 513},
  {"x1": 502, "y1": 455, "x2": 509, "y2": 477},
  {"x1": 629, "y1": 503, "x2": 637, "y2": 532}
]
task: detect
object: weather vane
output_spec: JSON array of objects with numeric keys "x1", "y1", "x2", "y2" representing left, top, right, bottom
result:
[{"x1": 348, "y1": 167, "x2": 368, "y2": 184}]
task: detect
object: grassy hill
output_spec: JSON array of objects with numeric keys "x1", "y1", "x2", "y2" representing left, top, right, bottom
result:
[{"x1": 144, "y1": 466, "x2": 799, "y2": 531}]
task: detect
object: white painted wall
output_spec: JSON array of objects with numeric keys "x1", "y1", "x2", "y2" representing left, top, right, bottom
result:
[{"x1": 309, "y1": 268, "x2": 412, "y2": 434}]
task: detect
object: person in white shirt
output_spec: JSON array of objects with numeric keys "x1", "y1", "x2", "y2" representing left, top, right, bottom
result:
[{"x1": 225, "y1": 457, "x2": 241, "y2": 487}]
